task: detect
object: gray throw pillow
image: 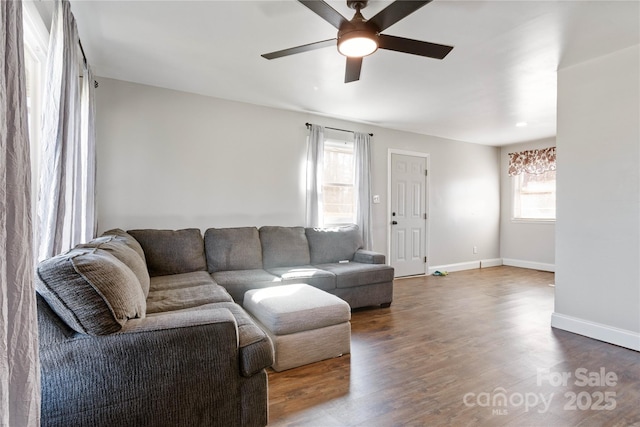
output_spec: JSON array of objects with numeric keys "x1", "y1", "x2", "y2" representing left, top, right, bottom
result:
[
  {"x1": 36, "y1": 248, "x2": 146, "y2": 335},
  {"x1": 78, "y1": 235, "x2": 151, "y2": 297},
  {"x1": 101, "y1": 228, "x2": 146, "y2": 262}
]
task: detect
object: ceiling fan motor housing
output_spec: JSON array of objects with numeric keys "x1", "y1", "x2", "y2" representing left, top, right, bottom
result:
[{"x1": 337, "y1": 6, "x2": 379, "y2": 57}]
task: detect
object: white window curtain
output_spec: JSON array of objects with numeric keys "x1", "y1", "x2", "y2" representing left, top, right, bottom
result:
[
  {"x1": 354, "y1": 132, "x2": 373, "y2": 249},
  {"x1": 305, "y1": 124, "x2": 373, "y2": 248},
  {"x1": 305, "y1": 124, "x2": 324, "y2": 227},
  {"x1": 79, "y1": 63, "x2": 97, "y2": 242},
  {"x1": 0, "y1": 0, "x2": 41, "y2": 424},
  {"x1": 37, "y1": 0, "x2": 96, "y2": 260}
]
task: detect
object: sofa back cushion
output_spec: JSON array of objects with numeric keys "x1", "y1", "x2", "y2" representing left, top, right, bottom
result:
[
  {"x1": 127, "y1": 228, "x2": 207, "y2": 277},
  {"x1": 78, "y1": 234, "x2": 150, "y2": 297},
  {"x1": 305, "y1": 224, "x2": 363, "y2": 264},
  {"x1": 260, "y1": 226, "x2": 310, "y2": 269},
  {"x1": 204, "y1": 227, "x2": 263, "y2": 273},
  {"x1": 35, "y1": 248, "x2": 146, "y2": 335}
]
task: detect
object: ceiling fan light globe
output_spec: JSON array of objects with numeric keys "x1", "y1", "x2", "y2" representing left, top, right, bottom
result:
[{"x1": 338, "y1": 32, "x2": 378, "y2": 58}]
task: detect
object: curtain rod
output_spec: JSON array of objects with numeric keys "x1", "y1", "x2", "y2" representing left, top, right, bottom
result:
[
  {"x1": 79, "y1": 39, "x2": 88, "y2": 66},
  {"x1": 305, "y1": 122, "x2": 373, "y2": 137},
  {"x1": 78, "y1": 39, "x2": 99, "y2": 88}
]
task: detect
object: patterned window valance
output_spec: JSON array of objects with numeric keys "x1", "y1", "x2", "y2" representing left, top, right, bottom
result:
[{"x1": 508, "y1": 147, "x2": 556, "y2": 176}]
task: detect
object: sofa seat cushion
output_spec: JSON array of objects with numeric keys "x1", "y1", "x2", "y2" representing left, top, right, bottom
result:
[
  {"x1": 259, "y1": 226, "x2": 310, "y2": 268},
  {"x1": 78, "y1": 234, "x2": 151, "y2": 297},
  {"x1": 266, "y1": 265, "x2": 336, "y2": 291},
  {"x1": 212, "y1": 269, "x2": 281, "y2": 303},
  {"x1": 36, "y1": 248, "x2": 146, "y2": 335},
  {"x1": 205, "y1": 227, "x2": 263, "y2": 273},
  {"x1": 305, "y1": 225, "x2": 363, "y2": 264},
  {"x1": 149, "y1": 270, "x2": 221, "y2": 292},
  {"x1": 128, "y1": 228, "x2": 207, "y2": 277},
  {"x1": 313, "y1": 262, "x2": 395, "y2": 289},
  {"x1": 146, "y1": 272, "x2": 233, "y2": 314}
]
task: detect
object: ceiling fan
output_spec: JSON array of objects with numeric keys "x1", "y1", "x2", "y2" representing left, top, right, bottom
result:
[{"x1": 261, "y1": 0, "x2": 454, "y2": 83}]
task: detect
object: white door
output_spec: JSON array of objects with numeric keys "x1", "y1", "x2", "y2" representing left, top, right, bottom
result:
[{"x1": 390, "y1": 153, "x2": 427, "y2": 277}]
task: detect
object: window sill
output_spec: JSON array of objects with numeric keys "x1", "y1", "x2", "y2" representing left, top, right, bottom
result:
[{"x1": 511, "y1": 218, "x2": 556, "y2": 225}]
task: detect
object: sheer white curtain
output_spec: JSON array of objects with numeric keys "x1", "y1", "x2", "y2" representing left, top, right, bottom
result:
[
  {"x1": 38, "y1": 0, "x2": 96, "y2": 260},
  {"x1": 354, "y1": 132, "x2": 373, "y2": 249},
  {"x1": 0, "y1": 0, "x2": 41, "y2": 424},
  {"x1": 80, "y1": 63, "x2": 97, "y2": 241},
  {"x1": 305, "y1": 124, "x2": 325, "y2": 227}
]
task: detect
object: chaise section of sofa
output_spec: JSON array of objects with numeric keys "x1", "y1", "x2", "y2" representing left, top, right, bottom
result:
[
  {"x1": 36, "y1": 228, "x2": 273, "y2": 427},
  {"x1": 305, "y1": 225, "x2": 394, "y2": 308}
]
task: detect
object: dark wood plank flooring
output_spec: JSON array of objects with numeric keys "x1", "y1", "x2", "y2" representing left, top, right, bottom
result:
[{"x1": 267, "y1": 266, "x2": 640, "y2": 426}]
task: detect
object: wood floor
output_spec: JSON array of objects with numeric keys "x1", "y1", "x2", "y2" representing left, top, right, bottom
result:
[{"x1": 266, "y1": 266, "x2": 640, "y2": 427}]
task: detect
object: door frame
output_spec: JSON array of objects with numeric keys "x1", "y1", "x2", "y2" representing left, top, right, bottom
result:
[{"x1": 387, "y1": 149, "x2": 431, "y2": 277}]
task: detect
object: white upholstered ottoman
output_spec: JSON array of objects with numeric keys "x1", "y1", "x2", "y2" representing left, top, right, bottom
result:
[{"x1": 243, "y1": 284, "x2": 351, "y2": 371}]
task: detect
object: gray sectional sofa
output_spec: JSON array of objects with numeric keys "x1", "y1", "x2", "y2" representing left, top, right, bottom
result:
[{"x1": 35, "y1": 224, "x2": 393, "y2": 427}]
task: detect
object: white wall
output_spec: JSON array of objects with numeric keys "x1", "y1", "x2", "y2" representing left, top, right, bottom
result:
[
  {"x1": 500, "y1": 138, "x2": 556, "y2": 271},
  {"x1": 553, "y1": 45, "x2": 640, "y2": 350},
  {"x1": 95, "y1": 77, "x2": 500, "y2": 268},
  {"x1": 96, "y1": 78, "x2": 308, "y2": 230}
]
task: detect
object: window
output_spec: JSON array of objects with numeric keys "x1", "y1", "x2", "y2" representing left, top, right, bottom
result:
[
  {"x1": 24, "y1": 37, "x2": 44, "y2": 170},
  {"x1": 509, "y1": 146, "x2": 556, "y2": 221},
  {"x1": 513, "y1": 169, "x2": 556, "y2": 220},
  {"x1": 323, "y1": 138, "x2": 355, "y2": 225},
  {"x1": 22, "y1": 1, "x2": 49, "y2": 228}
]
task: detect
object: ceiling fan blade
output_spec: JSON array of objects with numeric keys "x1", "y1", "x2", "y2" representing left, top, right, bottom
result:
[
  {"x1": 345, "y1": 57, "x2": 363, "y2": 83},
  {"x1": 262, "y1": 39, "x2": 336, "y2": 60},
  {"x1": 369, "y1": 1, "x2": 433, "y2": 32},
  {"x1": 298, "y1": 1, "x2": 349, "y2": 30},
  {"x1": 378, "y1": 34, "x2": 453, "y2": 59}
]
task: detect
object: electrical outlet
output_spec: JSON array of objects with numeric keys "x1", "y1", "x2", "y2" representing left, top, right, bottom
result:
[
  {"x1": 373, "y1": 195, "x2": 380, "y2": 204},
  {"x1": 473, "y1": 246, "x2": 478, "y2": 254}
]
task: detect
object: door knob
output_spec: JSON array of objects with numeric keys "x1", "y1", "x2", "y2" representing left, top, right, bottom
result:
[{"x1": 392, "y1": 221, "x2": 398, "y2": 225}]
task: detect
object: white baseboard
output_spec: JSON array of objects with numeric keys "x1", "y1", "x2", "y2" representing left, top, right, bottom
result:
[
  {"x1": 480, "y1": 258, "x2": 503, "y2": 268},
  {"x1": 551, "y1": 313, "x2": 640, "y2": 351},
  {"x1": 502, "y1": 258, "x2": 555, "y2": 272},
  {"x1": 428, "y1": 261, "x2": 480, "y2": 275},
  {"x1": 427, "y1": 258, "x2": 555, "y2": 275}
]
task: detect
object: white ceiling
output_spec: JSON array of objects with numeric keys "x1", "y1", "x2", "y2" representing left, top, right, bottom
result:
[{"x1": 64, "y1": 0, "x2": 639, "y2": 146}]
